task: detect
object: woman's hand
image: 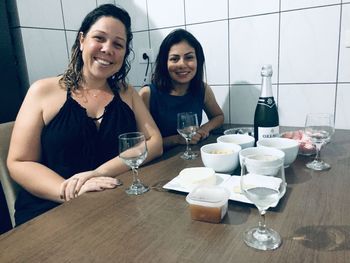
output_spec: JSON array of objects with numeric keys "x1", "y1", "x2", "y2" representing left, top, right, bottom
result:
[
  {"x1": 196, "y1": 127, "x2": 210, "y2": 141},
  {"x1": 77, "y1": 177, "x2": 120, "y2": 196},
  {"x1": 60, "y1": 175, "x2": 120, "y2": 201}
]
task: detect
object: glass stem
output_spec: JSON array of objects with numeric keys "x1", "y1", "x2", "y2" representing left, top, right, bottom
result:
[
  {"x1": 186, "y1": 139, "x2": 191, "y2": 153},
  {"x1": 132, "y1": 167, "x2": 140, "y2": 184},
  {"x1": 314, "y1": 143, "x2": 323, "y2": 162},
  {"x1": 258, "y1": 210, "x2": 267, "y2": 234}
]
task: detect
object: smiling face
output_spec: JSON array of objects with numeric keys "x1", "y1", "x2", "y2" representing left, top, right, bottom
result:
[
  {"x1": 167, "y1": 41, "x2": 197, "y2": 87},
  {"x1": 79, "y1": 16, "x2": 127, "y2": 82}
]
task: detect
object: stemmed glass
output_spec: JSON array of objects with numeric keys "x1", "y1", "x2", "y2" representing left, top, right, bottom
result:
[
  {"x1": 304, "y1": 113, "x2": 334, "y2": 171},
  {"x1": 240, "y1": 157, "x2": 286, "y2": 250},
  {"x1": 177, "y1": 112, "x2": 199, "y2": 160},
  {"x1": 119, "y1": 132, "x2": 149, "y2": 195}
]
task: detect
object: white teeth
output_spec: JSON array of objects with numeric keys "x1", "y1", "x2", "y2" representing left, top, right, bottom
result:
[{"x1": 95, "y1": 58, "x2": 112, "y2": 66}]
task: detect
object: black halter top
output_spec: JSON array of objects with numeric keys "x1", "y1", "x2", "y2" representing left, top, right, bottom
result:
[{"x1": 15, "y1": 88, "x2": 137, "y2": 226}]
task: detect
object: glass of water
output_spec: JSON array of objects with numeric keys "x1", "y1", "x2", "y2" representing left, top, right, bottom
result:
[
  {"x1": 177, "y1": 112, "x2": 199, "y2": 160},
  {"x1": 240, "y1": 157, "x2": 286, "y2": 250}
]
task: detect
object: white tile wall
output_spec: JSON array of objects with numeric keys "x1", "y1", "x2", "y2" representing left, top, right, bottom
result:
[
  {"x1": 279, "y1": 6, "x2": 340, "y2": 83},
  {"x1": 16, "y1": 0, "x2": 64, "y2": 28},
  {"x1": 338, "y1": 4, "x2": 350, "y2": 82},
  {"x1": 202, "y1": 85, "x2": 230, "y2": 124},
  {"x1": 116, "y1": 0, "x2": 149, "y2": 32},
  {"x1": 65, "y1": 31, "x2": 78, "y2": 60},
  {"x1": 281, "y1": 0, "x2": 341, "y2": 11},
  {"x1": 128, "y1": 31, "x2": 151, "y2": 87},
  {"x1": 21, "y1": 28, "x2": 69, "y2": 83},
  {"x1": 97, "y1": 0, "x2": 115, "y2": 5},
  {"x1": 185, "y1": 0, "x2": 227, "y2": 24},
  {"x1": 229, "y1": 13, "x2": 279, "y2": 84},
  {"x1": 11, "y1": 1, "x2": 350, "y2": 129},
  {"x1": 230, "y1": 84, "x2": 278, "y2": 125},
  {"x1": 61, "y1": 0, "x2": 97, "y2": 30},
  {"x1": 187, "y1": 21, "x2": 229, "y2": 85},
  {"x1": 278, "y1": 84, "x2": 336, "y2": 127},
  {"x1": 147, "y1": 0, "x2": 185, "y2": 29},
  {"x1": 229, "y1": 0, "x2": 279, "y2": 18},
  {"x1": 335, "y1": 84, "x2": 350, "y2": 129}
]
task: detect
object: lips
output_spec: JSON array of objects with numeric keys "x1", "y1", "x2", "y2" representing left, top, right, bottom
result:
[{"x1": 95, "y1": 57, "x2": 113, "y2": 66}]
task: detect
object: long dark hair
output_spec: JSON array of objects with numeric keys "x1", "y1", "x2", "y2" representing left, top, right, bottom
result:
[
  {"x1": 59, "y1": 4, "x2": 133, "y2": 92},
  {"x1": 152, "y1": 29, "x2": 205, "y2": 94}
]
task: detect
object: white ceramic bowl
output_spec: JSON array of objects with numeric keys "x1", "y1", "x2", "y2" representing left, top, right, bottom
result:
[
  {"x1": 200, "y1": 143, "x2": 241, "y2": 174},
  {"x1": 239, "y1": 147, "x2": 285, "y2": 175},
  {"x1": 257, "y1": 137, "x2": 299, "y2": 167},
  {"x1": 217, "y1": 134, "x2": 255, "y2": 149}
]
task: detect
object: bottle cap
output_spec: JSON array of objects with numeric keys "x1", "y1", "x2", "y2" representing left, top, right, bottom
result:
[{"x1": 261, "y1": 64, "x2": 273, "y2": 77}]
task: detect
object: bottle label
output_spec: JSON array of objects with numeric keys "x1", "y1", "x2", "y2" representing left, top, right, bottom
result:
[
  {"x1": 258, "y1": 97, "x2": 276, "y2": 108},
  {"x1": 258, "y1": 126, "x2": 280, "y2": 140}
]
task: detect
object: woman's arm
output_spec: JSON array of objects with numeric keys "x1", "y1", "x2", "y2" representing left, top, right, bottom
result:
[
  {"x1": 92, "y1": 86, "x2": 163, "y2": 178},
  {"x1": 197, "y1": 84, "x2": 224, "y2": 139},
  {"x1": 7, "y1": 79, "x2": 66, "y2": 203}
]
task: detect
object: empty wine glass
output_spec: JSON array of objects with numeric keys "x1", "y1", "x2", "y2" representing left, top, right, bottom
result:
[
  {"x1": 177, "y1": 112, "x2": 199, "y2": 160},
  {"x1": 119, "y1": 132, "x2": 149, "y2": 195},
  {"x1": 240, "y1": 157, "x2": 286, "y2": 250},
  {"x1": 304, "y1": 113, "x2": 334, "y2": 171}
]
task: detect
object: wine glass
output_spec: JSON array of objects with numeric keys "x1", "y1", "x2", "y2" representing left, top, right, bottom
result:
[
  {"x1": 177, "y1": 112, "x2": 199, "y2": 160},
  {"x1": 119, "y1": 132, "x2": 149, "y2": 195},
  {"x1": 240, "y1": 157, "x2": 286, "y2": 250},
  {"x1": 304, "y1": 113, "x2": 334, "y2": 171}
]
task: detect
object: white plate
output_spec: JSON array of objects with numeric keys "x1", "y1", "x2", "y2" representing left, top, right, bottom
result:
[
  {"x1": 163, "y1": 173, "x2": 231, "y2": 193},
  {"x1": 163, "y1": 173, "x2": 285, "y2": 207}
]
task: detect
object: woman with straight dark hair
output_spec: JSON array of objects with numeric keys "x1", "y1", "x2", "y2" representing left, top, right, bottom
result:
[
  {"x1": 139, "y1": 29, "x2": 224, "y2": 149},
  {"x1": 7, "y1": 4, "x2": 162, "y2": 226}
]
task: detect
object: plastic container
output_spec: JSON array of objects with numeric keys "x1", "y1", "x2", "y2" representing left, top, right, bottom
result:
[{"x1": 186, "y1": 185, "x2": 230, "y2": 223}]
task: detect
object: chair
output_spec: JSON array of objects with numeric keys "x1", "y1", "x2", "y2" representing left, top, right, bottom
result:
[{"x1": 0, "y1": 121, "x2": 20, "y2": 227}]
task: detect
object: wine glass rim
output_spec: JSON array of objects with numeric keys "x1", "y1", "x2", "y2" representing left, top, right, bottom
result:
[{"x1": 119, "y1": 131, "x2": 145, "y2": 140}]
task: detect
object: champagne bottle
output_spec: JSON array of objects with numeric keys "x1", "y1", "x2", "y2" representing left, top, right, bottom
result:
[{"x1": 254, "y1": 65, "x2": 279, "y2": 143}]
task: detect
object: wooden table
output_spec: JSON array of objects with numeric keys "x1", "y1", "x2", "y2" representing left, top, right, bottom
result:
[{"x1": 1, "y1": 129, "x2": 350, "y2": 263}]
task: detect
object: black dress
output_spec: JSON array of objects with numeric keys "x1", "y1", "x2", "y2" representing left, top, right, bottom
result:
[{"x1": 14, "y1": 89, "x2": 137, "y2": 226}]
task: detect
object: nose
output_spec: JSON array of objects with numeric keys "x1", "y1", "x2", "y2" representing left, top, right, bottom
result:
[
  {"x1": 177, "y1": 57, "x2": 186, "y2": 67},
  {"x1": 101, "y1": 41, "x2": 114, "y2": 55}
]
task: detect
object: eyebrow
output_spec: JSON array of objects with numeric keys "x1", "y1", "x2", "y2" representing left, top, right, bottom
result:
[
  {"x1": 91, "y1": 30, "x2": 126, "y2": 43},
  {"x1": 169, "y1": 51, "x2": 195, "y2": 57}
]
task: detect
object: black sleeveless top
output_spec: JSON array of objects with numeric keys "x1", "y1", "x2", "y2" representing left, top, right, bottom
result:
[
  {"x1": 149, "y1": 84, "x2": 205, "y2": 137},
  {"x1": 15, "y1": 89, "x2": 137, "y2": 226}
]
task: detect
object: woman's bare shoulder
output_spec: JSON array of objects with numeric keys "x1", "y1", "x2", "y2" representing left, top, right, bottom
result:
[{"x1": 28, "y1": 76, "x2": 63, "y2": 97}]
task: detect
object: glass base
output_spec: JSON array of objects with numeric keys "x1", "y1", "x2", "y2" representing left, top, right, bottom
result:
[
  {"x1": 180, "y1": 151, "x2": 198, "y2": 160},
  {"x1": 306, "y1": 160, "x2": 331, "y2": 171},
  {"x1": 125, "y1": 182, "x2": 149, "y2": 195},
  {"x1": 243, "y1": 226, "x2": 282, "y2": 251}
]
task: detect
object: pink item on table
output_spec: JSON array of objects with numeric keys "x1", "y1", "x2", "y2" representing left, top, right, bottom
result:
[{"x1": 281, "y1": 130, "x2": 315, "y2": 156}]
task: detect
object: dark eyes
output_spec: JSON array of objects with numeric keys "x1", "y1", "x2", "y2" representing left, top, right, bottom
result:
[
  {"x1": 169, "y1": 55, "x2": 195, "y2": 62},
  {"x1": 93, "y1": 36, "x2": 124, "y2": 49}
]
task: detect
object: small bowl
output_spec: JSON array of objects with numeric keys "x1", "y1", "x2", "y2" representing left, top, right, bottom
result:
[
  {"x1": 281, "y1": 130, "x2": 316, "y2": 156},
  {"x1": 257, "y1": 137, "x2": 299, "y2": 167},
  {"x1": 224, "y1": 127, "x2": 254, "y2": 136},
  {"x1": 201, "y1": 143, "x2": 241, "y2": 174},
  {"x1": 239, "y1": 147, "x2": 285, "y2": 175},
  {"x1": 217, "y1": 134, "x2": 255, "y2": 149},
  {"x1": 186, "y1": 185, "x2": 230, "y2": 223}
]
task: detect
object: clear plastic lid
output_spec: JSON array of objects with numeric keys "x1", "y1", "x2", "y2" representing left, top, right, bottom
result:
[{"x1": 186, "y1": 185, "x2": 230, "y2": 207}]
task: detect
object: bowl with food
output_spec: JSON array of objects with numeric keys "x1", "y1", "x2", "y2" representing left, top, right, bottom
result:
[
  {"x1": 281, "y1": 130, "x2": 316, "y2": 156},
  {"x1": 257, "y1": 137, "x2": 299, "y2": 167},
  {"x1": 200, "y1": 143, "x2": 241, "y2": 174},
  {"x1": 217, "y1": 134, "x2": 255, "y2": 149}
]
